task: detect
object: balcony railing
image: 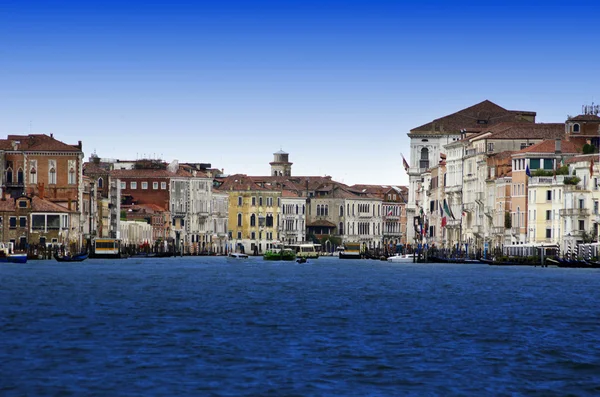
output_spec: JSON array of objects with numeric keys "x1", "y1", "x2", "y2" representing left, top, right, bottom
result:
[
  {"x1": 473, "y1": 225, "x2": 484, "y2": 235},
  {"x1": 475, "y1": 192, "x2": 485, "y2": 204},
  {"x1": 529, "y1": 176, "x2": 565, "y2": 186},
  {"x1": 463, "y1": 202, "x2": 477, "y2": 212},
  {"x1": 492, "y1": 226, "x2": 505, "y2": 235},
  {"x1": 511, "y1": 227, "x2": 521, "y2": 235},
  {"x1": 560, "y1": 208, "x2": 589, "y2": 217}
]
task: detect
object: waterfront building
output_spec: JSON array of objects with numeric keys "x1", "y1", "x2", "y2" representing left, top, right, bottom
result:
[
  {"x1": 0, "y1": 134, "x2": 85, "y2": 248},
  {"x1": 119, "y1": 220, "x2": 153, "y2": 247},
  {"x1": 0, "y1": 195, "x2": 73, "y2": 250},
  {"x1": 218, "y1": 174, "x2": 281, "y2": 255},
  {"x1": 512, "y1": 139, "x2": 582, "y2": 246},
  {"x1": 406, "y1": 100, "x2": 536, "y2": 245},
  {"x1": 488, "y1": 151, "x2": 515, "y2": 249},
  {"x1": 210, "y1": 191, "x2": 229, "y2": 254},
  {"x1": 279, "y1": 190, "x2": 306, "y2": 245}
]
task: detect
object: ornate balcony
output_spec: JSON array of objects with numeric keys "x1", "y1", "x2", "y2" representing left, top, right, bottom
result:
[{"x1": 559, "y1": 208, "x2": 589, "y2": 217}]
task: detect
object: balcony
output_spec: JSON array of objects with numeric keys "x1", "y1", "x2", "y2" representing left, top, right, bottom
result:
[
  {"x1": 463, "y1": 202, "x2": 477, "y2": 212},
  {"x1": 511, "y1": 227, "x2": 521, "y2": 235},
  {"x1": 475, "y1": 192, "x2": 485, "y2": 204},
  {"x1": 559, "y1": 208, "x2": 589, "y2": 217},
  {"x1": 492, "y1": 226, "x2": 505, "y2": 235},
  {"x1": 473, "y1": 225, "x2": 484, "y2": 236}
]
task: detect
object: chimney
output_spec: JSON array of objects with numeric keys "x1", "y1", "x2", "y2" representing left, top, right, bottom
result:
[
  {"x1": 50, "y1": 133, "x2": 53, "y2": 138},
  {"x1": 555, "y1": 139, "x2": 561, "y2": 154},
  {"x1": 78, "y1": 140, "x2": 82, "y2": 150}
]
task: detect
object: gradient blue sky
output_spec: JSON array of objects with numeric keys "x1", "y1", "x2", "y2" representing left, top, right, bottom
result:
[{"x1": 2, "y1": 0, "x2": 599, "y2": 185}]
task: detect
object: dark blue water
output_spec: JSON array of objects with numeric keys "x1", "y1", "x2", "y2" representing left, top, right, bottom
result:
[{"x1": 2, "y1": 257, "x2": 600, "y2": 396}]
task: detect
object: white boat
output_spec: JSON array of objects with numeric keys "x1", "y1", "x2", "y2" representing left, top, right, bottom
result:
[
  {"x1": 228, "y1": 252, "x2": 249, "y2": 259},
  {"x1": 387, "y1": 253, "x2": 414, "y2": 263},
  {"x1": 289, "y1": 243, "x2": 320, "y2": 259},
  {"x1": 333, "y1": 246, "x2": 345, "y2": 257}
]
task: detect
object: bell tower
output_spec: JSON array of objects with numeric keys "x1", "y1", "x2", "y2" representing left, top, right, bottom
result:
[{"x1": 270, "y1": 150, "x2": 292, "y2": 176}]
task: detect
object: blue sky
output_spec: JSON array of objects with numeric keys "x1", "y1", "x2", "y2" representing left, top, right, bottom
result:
[{"x1": 2, "y1": 0, "x2": 599, "y2": 185}]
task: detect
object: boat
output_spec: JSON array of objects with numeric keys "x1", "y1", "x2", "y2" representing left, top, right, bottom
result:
[
  {"x1": 54, "y1": 252, "x2": 89, "y2": 262},
  {"x1": 263, "y1": 247, "x2": 296, "y2": 261},
  {"x1": 296, "y1": 257, "x2": 307, "y2": 264},
  {"x1": 0, "y1": 243, "x2": 27, "y2": 263},
  {"x1": 333, "y1": 246, "x2": 345, "y2": 257},
  {"x1": 228, "y1": 252, "x2": 249, "y2": 259},
  {"x1": 90, "y1": 238, "x2": 123, "y2": 259},
  {"x1": 339, "y1": 243, "x2": 362, "y2": 259},
  {"x1": 387, "y1": 253, "x2": 414, "y2": 263},
  {"x1": 288, "y1": 243, "x2": 319, "y2": 259}
]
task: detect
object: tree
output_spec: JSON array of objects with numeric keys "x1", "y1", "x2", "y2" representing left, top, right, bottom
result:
[{"x1": 504, "y1": 212, "x2": 512, "y2": 229}]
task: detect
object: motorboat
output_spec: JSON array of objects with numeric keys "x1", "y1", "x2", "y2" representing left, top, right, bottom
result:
[
  {"x1": 0, "y1": 242, "x2": 27, "y2": 264},
  {"x1": 333, "y1": 246, "x2": 345, "y2": 257},
  {"x1": 54, "y1": 252, "x2": 89, "y2": 262},
  {"x1": 228, "y1": 252, "x2": 249, "y2": 259},
  {"x1": 387, "y1": 253, "x2": 414, "y2": 263}
]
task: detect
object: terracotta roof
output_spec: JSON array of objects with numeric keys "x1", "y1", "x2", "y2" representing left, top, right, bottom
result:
[
  {"x1": 111, "y1": 169, "x2": 176, "y2": 179},
  {"x1": 516, "y1": 139, "x2": 582, "y2": 154},
  {"x1": 307, "y1": 220, "x2": 336, "y2": 228},
  {"x1": 481, "y1": 123, "x2": 565, "y2": 140},
  {"x1": 569, "y1": 114, "x2": 600, "y2": 122},
  {"x1": 281, "y1": 189, "x2": 300, "y2": 198},
  {"x1": 31, "y1": 196, "x2": 72, "y2": 212},
  {"x1": 2, "y1": 134, "x2": 82, "y2": 152},
  {"x1": 488, "y1": 151, "x2": 516, "y2": 160},
  {"x1": 565, "y1": 154, "x2": 599, "y2": 165},
  {"x1": 410, "y1": 100, "x2": 535, "y2": 135},
  {"x1": 219, "y1": 174, "x2": 269, "y2": 191}
]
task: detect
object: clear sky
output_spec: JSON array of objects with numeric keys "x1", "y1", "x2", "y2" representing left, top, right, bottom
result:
[{"x1": 2, "y1": 0, "x2": 599, "y2": 186}]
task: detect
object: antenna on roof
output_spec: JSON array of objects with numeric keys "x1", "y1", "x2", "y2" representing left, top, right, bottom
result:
[{"x1": 29, "y1": 120, "x2": 32, "y2": 134}]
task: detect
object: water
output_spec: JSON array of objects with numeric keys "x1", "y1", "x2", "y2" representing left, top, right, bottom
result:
[{"x1": 2, "y1": 257, "x2": 600, "y2": 396}]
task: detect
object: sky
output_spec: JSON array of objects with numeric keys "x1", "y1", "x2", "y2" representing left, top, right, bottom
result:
[{"x1": 2, "y1": 0, "x2": 599, "y2": 186}]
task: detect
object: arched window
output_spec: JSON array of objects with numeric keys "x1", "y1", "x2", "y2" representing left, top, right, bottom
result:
[
  {"x1": 68, "y1": 167, "x2": 76, "y2": 184},
  {"x1": 325, "y1": 205, "x2": 329, "y2": 216},
  {"x1": 98, "y1": 177, "x2": 103, "y2": 189},
  {"x1": 352, "y1": 204, "x2": 355, "y2": 215},
  {"x1": 49, "y1": 167, "x2": 56, "y2": 184},
  {"x1": 29, "y1": 163, "x2": 37, "y2": 184},
  {"x1": 17, "y1": 168, "x2": 24, "y2": 184},
  {"x1": 296, "y1": 205, "x2": 298, "y2": 214},
  {"x1": 316, "y1": 205, "x2": 321, "y2": 216},
  {"x1": 340, "y1": 205, "x2": 344, "y2": 217},
  {"x1": 420, "y1": 147, "x2": 429, "y2": 169},
  {"x1": 302, "y1": 205, "x2": 305, "y2": 214},
  {"x1": 237, "y1": 213, "x2": 242, "y2": 227},
  {"x1": 573, "y1": 123, "x2": 580, "y2": 133},
  {"x1": 250, "y1": 214, "x2": 256, "y2": 227},
  {"x1": 6, "y1": 167, "x2": 13, "y2": 183},
  {"x1": 339, "y1": 222, "x2": 344, "y2": 234}
]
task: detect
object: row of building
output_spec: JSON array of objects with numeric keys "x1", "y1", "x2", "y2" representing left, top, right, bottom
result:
[
  {"x1": 0, "y1": 134, "x2": 409, "y2": 255},
  {"x1": 406, "y1": 100, "x2": 600, "y2": 256}
]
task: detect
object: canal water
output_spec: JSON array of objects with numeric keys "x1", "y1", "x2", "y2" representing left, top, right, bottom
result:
[{"x1": 1, "y1": 257, "x2": 600, "y2": 396}]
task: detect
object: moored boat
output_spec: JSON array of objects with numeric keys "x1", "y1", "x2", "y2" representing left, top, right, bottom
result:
[
  {"x1": 54, "y1": 252, "x2": 89, "y2": 262},
  {"x1": 263, "y1": 248, "x2": 296, "y2": 261},
  {"x1": 387, "y1": 253, "x2": 413, "y2": 263},
  {"x1": 228, "y1": 252, "x2": 249, "y2": 259},
  {"x1": 339, "y1": 243, "x2": 362, "y2": 259},
  {"x1": 0, "y1": 243, "x2": 27, "y2": 263}
]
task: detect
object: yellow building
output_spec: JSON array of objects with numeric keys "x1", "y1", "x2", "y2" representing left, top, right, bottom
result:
[{"x1": 217, "y1": 174, "x2": 281, "y2": 255}]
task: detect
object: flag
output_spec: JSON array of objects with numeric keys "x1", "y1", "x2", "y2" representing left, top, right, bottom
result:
[
  {"x1": 443, "y1": 199, "x2": 455, "y2": 219},
  {"x1": 526, "y1": 164, "x2": 531, "y2": 177},
  {"x1": 590, "y1": 157, "x2": 594, "y2": 177},
  {"x1": 441, "y1": 216, "x2": 447, "y2": 227},
  {"x1": 402, "y1": 154, "x2": 409, "y2": 171},
  {"x1": 387, "y1": 207, "x2": 393, "y2": 216}
]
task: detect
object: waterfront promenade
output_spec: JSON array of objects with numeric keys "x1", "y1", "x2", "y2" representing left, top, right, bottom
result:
[{"x1": 2, "y1": 257, "x2": 599, "y2": 396}]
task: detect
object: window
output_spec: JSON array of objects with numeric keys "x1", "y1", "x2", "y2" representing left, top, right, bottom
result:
[
  {"x1": 543, "y1": 159, "x2": 554, "y2": 170},
  {"x1": 259, "y1": 197, "x2": 263, "y2": 206},
  {"x1": 579, "y1": 220, "x2": 585, "y2": 231},
  {"x1": 238, "y1": 196, "x2": 243, "y2": 206},
  {"x1": 546, "y1": 210, "x2": 552, "y2": 221},
  {"x1": 546, "y1": 228, "x2": 552, "y2": 239},
  {"x1": 252, "y1": 197, "x2": 256, "y2": 206},
  {"x1": 339, "y1": 222, "x2": 344, "y2": 234},
  {"x1": 9, "y1": 217, "x2": 16, "y2": 229},
  {"x1": 420, "y1": 148, "x2": 429, "y2": 170},
  {"x1": 131, "y1": 182, "x2": 137, "y2": 189},
  {"x1": 487, "y1": 143, "x2": 494, "y2": 152},
  {"x1": 19, "y1": 217, "x2": 26, "y2": 227},
  {"x1": 340, "y1": 205, "x2": 344, "y2": 217},
  {"x1": 579, "y1": 199, "x2": 584, "y2": 209},
  {"x1": 251, "y1": 232, "x2": 256, "y2": 240},
  {"x1": 546, "y1": 190, "x2": 552, "y2": 201},
  {"x1": 237, "y1": 231, "x2": 242, "y2": 239},
  {"x1": 595, "y1": 201, "x2": 599, "y2": 215},
  {"x1": 29, "y1": 160, "x2": 37, "y2": 184},
  {"x1": 120, "y1": 181, "x2": 126, "y2": 190},
  {"x1": 48, "y1": 160, "x2": 57, "y2": 184},
  {"x1": 530, "y1": 159, "x2": 540, "y2": 170},
  {"x1": 153, "y1": 182, "x2": 159, "y2": 189},
  {"x1": 141, "y1": 182, "x2": 148, "y2": 190},
  {"x1": 573, "y1": 123, "x2": 580, "y2": 133},
  {"x1": 161, "y1": 182, "x2": 167, "y2": 190},
  {"x1": 250, "y1": 214, "x2": 256, "y2": 227},
  {"x1": 237, "y1": 213, "x2": 242, "y2": 227},
  {"x1": 18, "y1": 200, "x2": 27, "y2": 208}
]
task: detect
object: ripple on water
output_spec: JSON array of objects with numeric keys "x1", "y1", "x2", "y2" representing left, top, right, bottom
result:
[{"x1": 2, "y1": 258, "x2": 600, "y2": 396}]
